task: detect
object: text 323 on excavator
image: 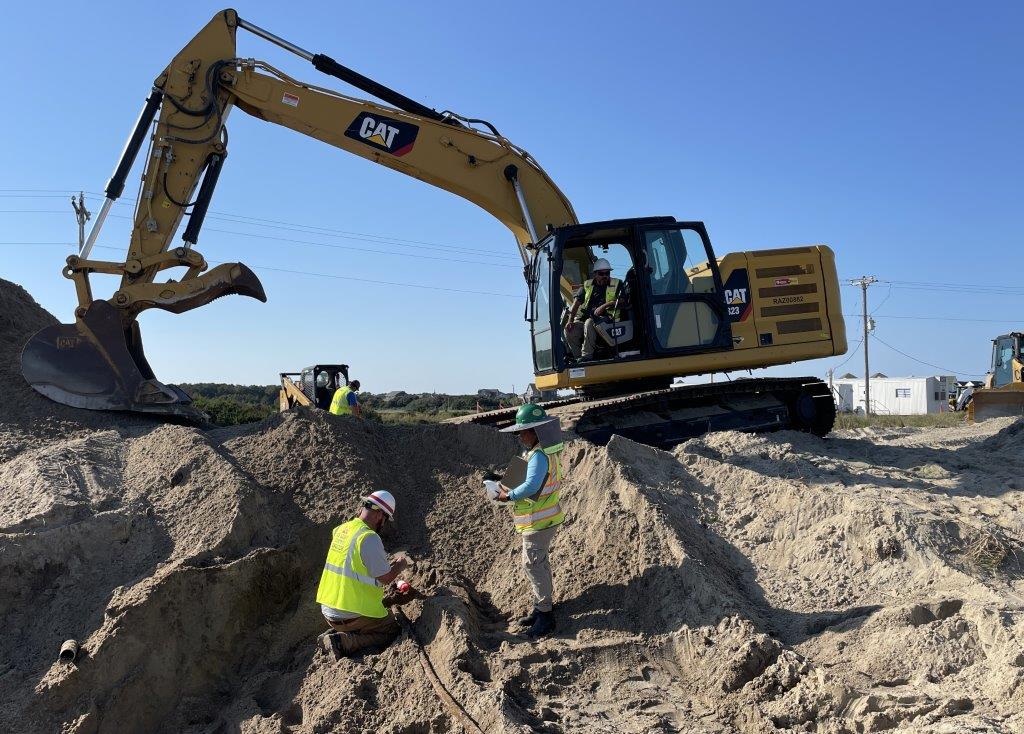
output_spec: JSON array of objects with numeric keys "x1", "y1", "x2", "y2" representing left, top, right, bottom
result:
[{"x1": 21, "y1": 9, "x2": 847, "y2": 445}]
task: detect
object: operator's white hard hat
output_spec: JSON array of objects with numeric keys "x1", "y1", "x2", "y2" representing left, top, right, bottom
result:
[
  {"x1": 593, "y1": 258, "x2": 612, "y2": 273},
  {"x1": 364, "y1": 490, "x2": 396, "y2": 520}
]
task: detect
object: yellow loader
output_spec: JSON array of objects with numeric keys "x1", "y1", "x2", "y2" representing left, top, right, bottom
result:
[{"x1": 969, "y1": 332, "x2": 1024, "y2": 422}]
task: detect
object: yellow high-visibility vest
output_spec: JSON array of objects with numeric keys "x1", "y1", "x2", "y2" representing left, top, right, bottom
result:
[
  {"x1": 315, "y1": 518, "x2": 387, "y2": 618},
  {"x1": 577, "y1": 277, "x2": 620, "y2": 321},
  {"x1": 512, "y1": 443, "x2": 565, "y2": 533},
  {"x1": 329, "y1": 385, "x2": 354, "y2": 415}
]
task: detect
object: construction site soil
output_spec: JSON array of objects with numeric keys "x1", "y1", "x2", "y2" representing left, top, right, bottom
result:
[{"x1": 2, "y1": 276, "x2": 1023, "y2": 733}]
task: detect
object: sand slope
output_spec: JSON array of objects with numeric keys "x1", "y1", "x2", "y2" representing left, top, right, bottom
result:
[{"x1": 1, "y1": 277, "x2": 1023, "y2": 733}]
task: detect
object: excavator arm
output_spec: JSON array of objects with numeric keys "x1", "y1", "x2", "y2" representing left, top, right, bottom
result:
[{"x1": 22, "y1": 9, "x2": 576, "y2": 418}]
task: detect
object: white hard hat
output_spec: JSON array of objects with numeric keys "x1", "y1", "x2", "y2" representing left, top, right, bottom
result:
[
  {"x1": 364, "y1": 490, "x2": 396, "y2": 520},
  {"x1": 593, "y1": 258, "x2": 612, "y2": 273}
]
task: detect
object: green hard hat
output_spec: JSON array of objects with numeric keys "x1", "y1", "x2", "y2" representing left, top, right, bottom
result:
[{"x1": 500, "y1": 403, "x2": 551, "y2": 432}]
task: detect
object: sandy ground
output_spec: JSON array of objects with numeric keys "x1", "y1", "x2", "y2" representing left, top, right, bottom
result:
[{"x1": 2, "y1": 277, "x2": 1023, "y2": 733}]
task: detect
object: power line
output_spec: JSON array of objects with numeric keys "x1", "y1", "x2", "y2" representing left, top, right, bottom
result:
[
  {"x1": 841, "y1": 313, "x2": 1021, "y2": 324},
  {"x1": 0, "y1": 211, "x2": 520, "y2": 269},
  {"x1": 0, "y1": 191, "x2": 518, "y2": 260},
  {"x1": 870, "y1": 333, "x2": 986, "y2": 377},
  {"x1": 831, "y1": 338, "x2": 863, "y2": 373},
  {"x1": 44, "y1": 243, "x2": 521, "y2": 299}
]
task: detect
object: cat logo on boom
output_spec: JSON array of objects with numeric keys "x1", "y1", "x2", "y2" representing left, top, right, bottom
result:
[{"x1": 345, "y1": 112, "x2": 419, "y2": 157}]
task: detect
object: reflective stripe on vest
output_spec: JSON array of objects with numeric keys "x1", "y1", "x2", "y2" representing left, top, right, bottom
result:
[
  {"x1": 315, "y1": 518, "x2": 387, "y2": 618},
  {"x1": 512, "y1": 445, "x2": 565, "y2": 533},
  {"x1": 577, "y1": 278, "x2": 620, "y2": 321},
  {"x1": 329, "y1": 385, "x2": 353, "y2": 415}
]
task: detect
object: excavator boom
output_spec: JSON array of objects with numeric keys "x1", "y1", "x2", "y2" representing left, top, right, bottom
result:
[{"x1": 22, "y1": 9, "x2": 576, "y2": 419}]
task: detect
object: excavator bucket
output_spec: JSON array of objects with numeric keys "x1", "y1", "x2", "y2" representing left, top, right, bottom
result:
[
  {"x1": 21, "y1": 264, "x2": 266, "y2": 421},
  {"x1": 969, "y1": 384, "x2": 1024, "y2": 422}
]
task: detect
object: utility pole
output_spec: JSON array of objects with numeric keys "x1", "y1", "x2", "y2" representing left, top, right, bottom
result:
[
  {"x1": 70, "y1": 192, "x2": 91, "y2": 252},
  {"x1": 849, "y1": 276, "x2": 877, "y2": 414}
]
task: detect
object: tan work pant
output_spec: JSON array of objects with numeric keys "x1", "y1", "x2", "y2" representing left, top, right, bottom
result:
[
  {"x1": 565, "y1": 319, "x2": 599, "y2": 360},
  {"x1": 324, "y1": 612, "x2": 400, "y2": 655},
  {"x1": 522, "y1": 526, "x2": 557, "y2": 613}
]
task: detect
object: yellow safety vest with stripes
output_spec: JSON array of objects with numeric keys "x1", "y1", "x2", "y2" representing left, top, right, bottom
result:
[
  {"x1": 577, "y1": 277, "x2": 620, "y2": 321},
  {"x1": 329, "y1": 385, "x2": 354, "y2": 415},
  {"x1": 315, "y1": 518, "x2": 387, "y2": 618},
  {"x1": 512, "y1": 444, "x2": 565, "y2": 534}
]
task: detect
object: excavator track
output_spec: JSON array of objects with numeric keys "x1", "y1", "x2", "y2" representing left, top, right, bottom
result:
[{"x1": 460, "y1": 377, "x2": 835, "y2": 449}]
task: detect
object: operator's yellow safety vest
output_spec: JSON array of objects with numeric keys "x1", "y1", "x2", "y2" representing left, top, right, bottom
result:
[
  {"x1": 577, "y1": 277, "x2": 620, "y2": 321},
  {"x1": 315, "y1": 518, "x2": 387, "y2": 618},
  {"x1": 329, "y1": 385, "x2": 354, "y2": 415},
  {"x1": 512, "y1": 444, "x2": 565, "y2": 533}
]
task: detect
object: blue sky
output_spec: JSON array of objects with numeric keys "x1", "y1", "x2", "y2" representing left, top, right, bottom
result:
[{"x1": 1, "y1": 2, "x2": 1021, "y2": 393}]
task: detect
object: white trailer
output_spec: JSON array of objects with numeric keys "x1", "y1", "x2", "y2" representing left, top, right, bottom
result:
[{"x1": 832, "y1": 375, "x2": 957, "y2": 414}]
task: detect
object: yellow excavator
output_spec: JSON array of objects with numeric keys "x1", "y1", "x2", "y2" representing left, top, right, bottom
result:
[
  {"x1": 21, "y1": 10, "x2": 847, "y2": 445},
  {"x1": 968, "y1": 332, "x2": 1024, "y2": 422}
]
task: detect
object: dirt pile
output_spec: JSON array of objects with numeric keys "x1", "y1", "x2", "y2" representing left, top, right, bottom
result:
[
  {"x1": 0, "y1": 278, "x2": 152, "y2": 451},
  {"x1": 1, "y1": 277, "x2": 1024, "y2": 732}
]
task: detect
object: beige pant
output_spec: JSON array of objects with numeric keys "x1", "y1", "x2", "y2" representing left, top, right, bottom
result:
[
  {"x1": 324, "y1": 612, "x2": 400, "y2": 655},
  {"x1": 565, "y1": 319, "x2": 599, "y2": 360},
  {"x1": 522, "y1": 526, "x2": 557, "y2": 613}
]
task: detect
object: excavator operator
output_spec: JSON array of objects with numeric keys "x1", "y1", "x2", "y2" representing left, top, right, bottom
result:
[{"x1": 565, "y1": 259, "x2": 627, "y2": 361}]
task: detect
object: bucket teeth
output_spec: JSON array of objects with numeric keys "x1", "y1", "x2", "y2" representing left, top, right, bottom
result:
[{"x1": 21, "y1": 300, "x2": 205, "y2": 420}]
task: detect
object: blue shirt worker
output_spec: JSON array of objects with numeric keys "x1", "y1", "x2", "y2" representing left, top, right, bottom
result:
[
  {"x1": 316, "y1": 490, "x2": 409, "y2": 656},
  {"x1": 329, "y1": 379, "x2": 362, "y2": 419},
  {"x1": 495, "y1": 404, "x2": 566, "y2": 639}
]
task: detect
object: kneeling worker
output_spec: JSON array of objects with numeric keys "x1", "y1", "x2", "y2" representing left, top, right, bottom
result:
[
  {"x1": 316, "y1": 490, "x2": 408, "y2": 655},
  {"x1": 329, "y1": 379, "x2": 362, "y2": 418},
  {"x1": 493, "y1": 404, "x2": 566, "y2": 638}
]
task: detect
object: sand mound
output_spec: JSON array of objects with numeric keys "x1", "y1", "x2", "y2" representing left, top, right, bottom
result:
[
  {"x1": 2, "y1": 408, "x2": 1023, "y2": 732},
  {"x1": 1, "y1": 276, "x2": 1023, "y2": 732},
  {"x1": 0, "y1": 278, "x2": 153, "y2": 450}
]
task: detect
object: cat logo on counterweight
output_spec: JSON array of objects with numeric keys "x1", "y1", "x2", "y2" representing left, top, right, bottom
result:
[{"x1": 345, "y1": 112, "x2": 419, "y2": 157}]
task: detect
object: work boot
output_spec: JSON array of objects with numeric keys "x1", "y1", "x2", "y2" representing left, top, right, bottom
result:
[
  {"x1": 516, "y1": 608, "x2": 539, "y2": 627},
  {"x1": 319, "y1": 632, "x2": 344, "y2": 661},
  {"x1": 525, "y1": 610, "x2": 555, "y2": 639}
]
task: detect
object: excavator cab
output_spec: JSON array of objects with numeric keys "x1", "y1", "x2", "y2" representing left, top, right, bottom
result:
[{"x1": 531, "y1": 217, "x2": 733, "y2": 395}]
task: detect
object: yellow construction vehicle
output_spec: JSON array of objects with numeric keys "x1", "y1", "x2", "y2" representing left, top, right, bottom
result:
[
  {"x1": 279, "y1": 365, "x2": 349, "y2": 412},
  {"x1": 969, "y1": 332, "x2": 1024, "y2": 422},
  {"x1": 21, "y1": 9, "x2": 846, "y2": 443}
]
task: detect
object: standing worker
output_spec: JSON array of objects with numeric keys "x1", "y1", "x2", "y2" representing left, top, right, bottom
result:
[
  {"x1": 491, "y1": 404, "x2": 566, "y2": 638},
  {"x1": 329, "y1": 379, "x2": 362, "y2": 418},
  {"x1": 316, "y1": 490, "x2": 409, "y2": 656}
]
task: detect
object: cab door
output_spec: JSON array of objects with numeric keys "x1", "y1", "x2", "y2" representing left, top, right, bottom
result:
[
  {"x1": 528, "y1": 241, "x2": 559, "y2": 374},
  {"x1": 637, "y1": 223, "x2": 732, "y2": 354}
]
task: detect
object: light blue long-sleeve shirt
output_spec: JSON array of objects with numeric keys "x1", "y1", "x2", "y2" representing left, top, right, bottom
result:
[{"x1": 507, "y1": 450, "x2": 548, "y2": 501}]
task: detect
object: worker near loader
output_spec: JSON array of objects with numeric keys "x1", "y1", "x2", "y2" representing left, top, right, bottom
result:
[
  {"x1": 316, "y1": 490, "x2": 410, "y2": 655},
  {"x1": 329, "y1": 379, "x2": 362, "y2": 418},
  {"x1": 565, "y1": 259, "x2": 625, "y2": 361},
  {"x1": 490, "y1": 404, "x2": 566, "y2": 638}
]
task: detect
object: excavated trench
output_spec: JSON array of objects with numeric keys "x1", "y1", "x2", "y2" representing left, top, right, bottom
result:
[{"x1": 3, "y1": 277, "x2": 1024, "y2": 733}]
